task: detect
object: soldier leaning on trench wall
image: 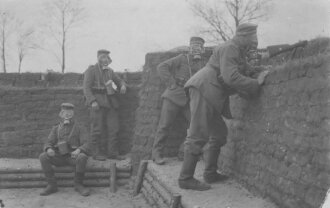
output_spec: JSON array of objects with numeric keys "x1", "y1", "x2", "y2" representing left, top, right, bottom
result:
[
  {"x1": 178, "y1": 23, "x2": 270, "y2": 191},
  {"x1": 83, "y1": 49, "x2": 127, "y2": 161},
  {"x1": 151, "y1": 37, "x2": 208, "y2": 165}
]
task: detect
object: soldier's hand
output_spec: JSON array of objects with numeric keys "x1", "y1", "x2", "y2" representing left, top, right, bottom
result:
[
  {"x1": 257, "y1": 70, "x2": 270, "y2": 85},
  {"x1": 120, "y1": 85, "x2": 127, "y2": 94},
  {"x1": 71, "y1": 149, "x2": 81, "y2": 159},
  {"x1": 91, "y1": 101, "x2": 99, "y2": 110},
  {"x1": 46, "y1": 148, "x2": 55, "y2": 157}
]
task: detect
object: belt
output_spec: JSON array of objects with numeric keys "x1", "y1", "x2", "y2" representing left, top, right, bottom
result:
[{"x1": 211, "y1": 67, "x2": 236, "y2": 94}]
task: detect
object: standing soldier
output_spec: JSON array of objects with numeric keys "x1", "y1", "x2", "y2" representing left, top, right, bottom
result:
[
  {"x1": 39, "y1": 103, "x2": 92, "y2": 196},
  {"x1": 178, "y1": 23, "x2": 270, "y2": 191},
  {"x1": 152, "y1": 37, "x2": 206, "y2": 165},
  {"x1": 83, "y1": 49, "x2": 127, "y2": 161}
]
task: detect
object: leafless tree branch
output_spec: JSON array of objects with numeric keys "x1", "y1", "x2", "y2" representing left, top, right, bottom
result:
[
  {"x1": 42, "y1": 0, "x2": 87, "y2": 73},
  {"x1": 190, "y1": 0, "x2": 272, "y2": 43}
]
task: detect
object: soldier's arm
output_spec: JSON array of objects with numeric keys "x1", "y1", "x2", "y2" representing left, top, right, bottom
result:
[
  {"x1": 43, "y1": 126, "x2": 58, "y2": 152},
  {"x1": 112, "y1": 70, "x2": 126, "y2": 89},
  {"x1": 83, "y1": 67, "x2": 97, "y2": 105},
  {"x1": 157, "y1": 55, "x2": 181, "y2": 85},
  {"x1": 220, "y1": 45, "x2": 260, "y2": 96},
  {"x1": 245, "y1": 62, "x2": 267, "y2": 78}
]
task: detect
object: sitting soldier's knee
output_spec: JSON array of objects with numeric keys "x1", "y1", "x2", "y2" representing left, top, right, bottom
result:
[
  {"x1": 39, "y1": 152, "x2": 49, "y2": 162},
  {"x1": 76, "y1": 153, "x2": 88, "y2": 162}
]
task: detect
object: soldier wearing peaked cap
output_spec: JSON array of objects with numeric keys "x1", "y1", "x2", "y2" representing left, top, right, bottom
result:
[
  {"x1": 152, "y1": 37, "x2": 207, "y2": 165},
  {"x1": 39, "y1": 103, "x2": 92, "y2": 196},
  {"x1": 178, "y1": 23, "x2": 270, "y2": 191},
  {"x1": 83, "y1": 49, "x2": 127, "y2": 161}
]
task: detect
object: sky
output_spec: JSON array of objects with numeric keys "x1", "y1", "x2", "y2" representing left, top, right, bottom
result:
[{"x1": 0, "y1": 0, "x2": 330, "y2": 73}]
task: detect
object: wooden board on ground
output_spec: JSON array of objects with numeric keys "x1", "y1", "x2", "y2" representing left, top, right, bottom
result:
[{"x1": 148, "y1": 158, "x2": 278, "y2": 208}]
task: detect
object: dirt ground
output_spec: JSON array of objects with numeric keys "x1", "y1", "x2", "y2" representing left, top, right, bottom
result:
[
  {"x1": 148, "y1": 158, "x2": 278, "y2": 208},
  {"x1": 0, "y1": 158, "x2": 150, "y2": 208},
  {"x1": 0, "y1": 187, "x2": 149, "y2": 208}
]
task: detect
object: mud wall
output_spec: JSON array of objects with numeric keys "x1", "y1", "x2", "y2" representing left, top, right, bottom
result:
[
  {"x1": 218, "y1": 54, "x2": 330, "y2": 208},
  {"x1": 0, "y1": 72, "x2": 141, "y2": 158}
]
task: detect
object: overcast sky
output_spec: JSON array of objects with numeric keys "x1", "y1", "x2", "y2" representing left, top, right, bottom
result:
[{"x1": 1, "y1": 0, "x2": 330, "y2": 73}]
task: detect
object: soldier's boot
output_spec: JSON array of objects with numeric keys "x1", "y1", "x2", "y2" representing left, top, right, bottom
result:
[
  {"x1": 178, "y1": 150, "x2": 210, "y2": 191},
  {"x1": 40, "y1": 172, "x2": 58, "y2": 196},
  {"x1": 152, "y1": 150, "x2": 165, "y2": 165},
  {"x1": 203, "y1": 147, "x2": 229, "y2": 184},
  {"x1": 74, "y1": 172, "x2": 90, "y2": 196},
  {"x1": 93, "y1": 142, "x2": 107, "y2": 161}
]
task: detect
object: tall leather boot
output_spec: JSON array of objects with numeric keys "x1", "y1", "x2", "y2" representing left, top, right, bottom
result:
[
  {"x1": 93, "y1": 141, "x2": 106, "y2": 161},
  {"x1": 40, "y1": 171, "x2": 58, "y2": 196},
  {"x1": 203, "y1": 147, "x2": 229, "y2": 183},
  {"x1": 178, "y1": 149, "x2": 210, "y2": 191},
  {"x1": 74, "y1": 172, "x2": 90, "y2": 196}
]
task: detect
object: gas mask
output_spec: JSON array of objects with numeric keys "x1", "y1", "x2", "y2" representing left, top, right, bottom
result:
[
  {"x1": 59, "y1": 109, "x2": 74, "y2": 124},
  {"x1": 189, "y1": 43, "x2": 204, "y2": 60},
  {"x1": 98, "y1": 54, "x2": 112, "y2": 69}
]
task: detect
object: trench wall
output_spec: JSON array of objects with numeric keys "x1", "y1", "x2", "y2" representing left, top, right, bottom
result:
[
  {"x1": 218, "y1": 54, "x2": 330, "y2": 208},
  {"x1": 0, "y1": 72, "x2": 141, "y2": 158}
]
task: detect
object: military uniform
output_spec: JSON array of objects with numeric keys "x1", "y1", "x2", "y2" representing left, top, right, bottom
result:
[
  {"x1": 39, "y1": 103, "x2": 92, "y2": 196},
  {"x1": 83, "y1": 61, "x2": 126, "y2": 159},
  {"x1": 40, "y1": 122, "x2": 91, "y2": 173},
  {"x1": 152, "y1": 53, "x2": 207, "y2": 162},
  {"x1": 179, "y1": 23, "x2": 263, "y2": 190}
]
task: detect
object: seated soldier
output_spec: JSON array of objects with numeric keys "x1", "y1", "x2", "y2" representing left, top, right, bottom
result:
[{"x1": 39, "y1": 103, "x2": 92, "y2": 196}]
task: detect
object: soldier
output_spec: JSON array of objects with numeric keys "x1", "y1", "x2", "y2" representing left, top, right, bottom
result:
[
  {"x1": 83, "y1": 49, "x2": 127, "y2": 161},
  {"x1": 39, "y1": 103, "x2": 92, "y2": 196},
  {"x1": 178, "y1": 23, "x2": 270, "y2": 191},
  {"x1": 152, "y1": 37, "x2": 207, "y2": 165}
]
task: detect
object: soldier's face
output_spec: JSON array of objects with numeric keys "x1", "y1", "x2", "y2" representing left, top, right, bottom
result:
[
  {"x1": 59, "y1": 109, "x2": 74, "y2": 124},
  {"x1": 247, "y1": 34, "x2": 258, "y2": 49},
  {"x1": 189, "y1": 43, "x2": 204, "y2": 60},
  {"x1": 98, "y1": 54, "x2": 112, "y2": 67}
]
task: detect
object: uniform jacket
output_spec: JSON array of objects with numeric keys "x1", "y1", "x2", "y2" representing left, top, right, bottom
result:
[
  {"x1": 185, "y1": 39, "x2": 260, "y2": 118},
  {"x1": 83, "y1": 63, "x2": 126, "y2": 108},
  {"x1": 158, "y1": 54, "x2": 206, "y2": 106},
  {"x1": 43, "y1": 122, "x2": 92, "y2": 155}
]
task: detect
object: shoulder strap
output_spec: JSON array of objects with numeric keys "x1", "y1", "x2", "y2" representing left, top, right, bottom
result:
[
  {"x1": 57, "y1": 123, "x2": 76, "y2": 140},
  {"x1": 186, "y1": 54, "x2": 192, "y2": 77}
]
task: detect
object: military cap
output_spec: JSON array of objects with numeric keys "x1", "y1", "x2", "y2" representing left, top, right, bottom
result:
[
  {"x1": 97, "y1": 49, "x2": 110, "y2": 57},
  {"x1": 61, "y1": 103, "x2": 74, "y2": 110},
  {"x1": 236, "y1": 23, "x2": 258, "y2": 36},
  {"x1": 190, "y1": 37, "x2": 205, "y2": 45}
]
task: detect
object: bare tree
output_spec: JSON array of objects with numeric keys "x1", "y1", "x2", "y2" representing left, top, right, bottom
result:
[
  {"x1": 43, "y1": 0, "x2": 86, "y2": 73},
  {"x1": 16, "y1": 27, "x2": 39, "y2": 73},
  {"x1": 190, "y1": 0, "x2": 272, "y2": 43},
  {"x1": 0, "y1": 11, "x2": 15, "y2": 73}
]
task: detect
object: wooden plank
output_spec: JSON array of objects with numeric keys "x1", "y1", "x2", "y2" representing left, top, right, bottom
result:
[
  {"x1": 170, "y1": 194, "x2": 181, "y2": 208},
  {"x1": 0, "y1": 163, "x2": 132, "y2": 174},
  {"x1": 110, "y1": 162, "x2": 117, "y2": 193},
  {"x1": 0, "y1": 172, "x2": 131, "y2": 181},
  {"x1": 143, "y1": 180, "x2": 168, "y2": 208},
  {"x1": 141, "y1": 187, "x2": 158, "y2": 208},
  {"x1": 133, "y1": 160, "x2": 148, "y2": 196},
  {"x1": 145, "y1": 171, "x2": 172, "y2": 205},
  {"x1": 0, "y1": 178, "x2": 130, "y2": 189}
]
